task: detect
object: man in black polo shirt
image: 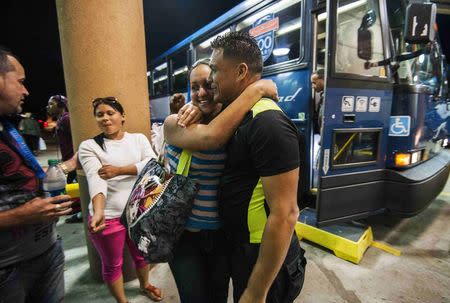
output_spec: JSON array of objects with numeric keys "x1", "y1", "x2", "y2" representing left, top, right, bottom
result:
[{"x1": 209, "y1": 32, "x2": 306, "y2": 303}]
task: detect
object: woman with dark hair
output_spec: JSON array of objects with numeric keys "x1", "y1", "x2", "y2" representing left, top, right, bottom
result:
[
  {"x1": 47, "y1": 95, "x2": 76, "y2": 182},
  {"x1": 78, "y1": 97, "x2": 162, "y2": 303},
  {"x1": 47, "y1": 94, "x2": 84, "y2": 223},
  {"x1": 164, "y1": 59, "x2": 278, "y2": 302}
]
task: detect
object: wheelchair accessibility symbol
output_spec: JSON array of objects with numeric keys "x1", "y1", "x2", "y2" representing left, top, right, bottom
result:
[{"x1": 389, "y1": 116, "x2": 411, "y2": 136}]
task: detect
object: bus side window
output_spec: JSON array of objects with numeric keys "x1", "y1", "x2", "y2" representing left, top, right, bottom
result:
[
  {"x1": 194, "y1": 29, "x2": 231, "y2": 62},
  {"x1": 152, "y1": 62, "x2": 168, "y2": 97},
  {"x1": 170, "y1": 51, "x2": 188, "y2": 94},
  {"x1": 236, "y1": 0, "x2": 302, "y2": 67}
]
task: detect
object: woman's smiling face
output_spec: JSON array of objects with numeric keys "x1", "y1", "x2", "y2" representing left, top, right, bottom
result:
[{"x1": 190, "y1": 64, "x2": 216, "y2": 116}]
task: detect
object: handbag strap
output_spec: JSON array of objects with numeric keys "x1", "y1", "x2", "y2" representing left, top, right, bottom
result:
[
  {"x1": 157, "y1": 139, "x2": 166, "y2": 164},
  {"x1": 176, "y1": 149, "x2": 192, "y2": 176}
]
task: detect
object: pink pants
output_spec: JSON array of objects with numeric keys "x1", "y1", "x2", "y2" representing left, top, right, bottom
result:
[{"x1": 89, "y1": 217, "x2": 147, "y2": 283}]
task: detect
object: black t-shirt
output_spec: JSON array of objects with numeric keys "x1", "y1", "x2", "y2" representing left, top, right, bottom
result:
[{"x1": 219, "y1": 98, "x2": 300, "y2": 245}]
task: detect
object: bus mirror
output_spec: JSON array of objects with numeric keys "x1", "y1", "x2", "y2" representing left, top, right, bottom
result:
[
  {"x1": 404, "y1": 3, "x2": 436, "y2": 44},
  {"x1": 357, "y1": 11, "x2": 376, "y2": 61},
  {"x1": 357, "y1": 28, "x2": 372, "y2": 61},
  {"x1": 361, "y1": 10, "x2": 376, "y2": 28}
]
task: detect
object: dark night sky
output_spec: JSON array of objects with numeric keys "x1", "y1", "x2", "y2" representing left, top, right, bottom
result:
[
  {"x1": 0, "y1": 0, "x2": 242, "y2": 118},
  {"x1": 143, "y1": 0, "x2": 242, "y2": 60}
]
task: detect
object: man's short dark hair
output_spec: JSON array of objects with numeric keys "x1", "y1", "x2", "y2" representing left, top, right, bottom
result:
[
  {"x1": 314, "y1": 68, "x2": 324, "y2": 79},
  {"x1": 0, "y1": 46, "x2": 17, "y2": 75},
  {"x1": 211, "y1": 32, "x2": 263, "y2": 74}
]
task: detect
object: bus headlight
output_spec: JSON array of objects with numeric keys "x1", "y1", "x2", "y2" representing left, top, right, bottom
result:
[
  {"x1": 411, "y1": 151, "x2": 421, "y2": 164},
  {"x1": 395, "y1": 150, "x2": 423, "y2": 167},
  {"x1": 395, "y1": 153, "x2": 411, "y2": 167}
]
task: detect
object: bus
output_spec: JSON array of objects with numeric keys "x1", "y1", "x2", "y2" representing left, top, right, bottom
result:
[{"x1": 148, "y1": 0, "x2": 450, "y2": 226}]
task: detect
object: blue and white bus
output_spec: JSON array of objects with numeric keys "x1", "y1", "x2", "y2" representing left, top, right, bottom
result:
[{"x1": 148, "y1": 0, "x2": 450, "y2": 225}]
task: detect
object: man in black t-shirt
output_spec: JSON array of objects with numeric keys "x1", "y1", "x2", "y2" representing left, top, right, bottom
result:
[{"x1": 209, "y1": 32, "x2": 306, "y2": 303}]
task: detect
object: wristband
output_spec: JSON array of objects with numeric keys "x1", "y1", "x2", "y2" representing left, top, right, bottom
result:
[{"x1": 58, "y1": 162, "x2": 70, "y2": 175}]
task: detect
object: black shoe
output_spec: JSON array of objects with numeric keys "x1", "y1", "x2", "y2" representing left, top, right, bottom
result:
[{"x1": 65, "y1": 213, "x2": 83, "y2": 224}]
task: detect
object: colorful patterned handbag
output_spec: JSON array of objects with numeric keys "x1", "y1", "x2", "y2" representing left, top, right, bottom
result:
[{"x1": 121, "y1": 151, "x2": 197, "y2": 263}]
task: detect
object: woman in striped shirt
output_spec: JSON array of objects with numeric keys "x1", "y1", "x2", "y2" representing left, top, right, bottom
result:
[{"x1": 164, "y1": 59, "x2": 277, "y2": 303}]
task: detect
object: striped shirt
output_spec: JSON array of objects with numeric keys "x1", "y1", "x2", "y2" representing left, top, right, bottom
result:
[{"x1": 166, "y1": 144, "x2": 226, "y2": 231}]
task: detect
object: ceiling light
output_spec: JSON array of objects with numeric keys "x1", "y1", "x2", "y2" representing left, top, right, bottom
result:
[
  {"x1": 276, "y1": 22, "x2": 301, "y2": 36},
  {"x1": 199, "y1": 28, "x2": 230, "y2": 49},
  {"x1": 273, "y1": 48, "x2": 290, "y2": 56},
  {"x1": 155, "y1": 62, "x2": 167, "y2": 71},
  {"x1": 173, "y1": 66, "x2": 188, "y2": 76}
]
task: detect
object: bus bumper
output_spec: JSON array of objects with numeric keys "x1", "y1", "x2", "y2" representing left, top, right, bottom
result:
[
  {"x1": 385, "y1": 151, "x2": 450, "y2": 217},
  {"x1": 317, "y1": 152, "x2": 450, "y2": 225}
]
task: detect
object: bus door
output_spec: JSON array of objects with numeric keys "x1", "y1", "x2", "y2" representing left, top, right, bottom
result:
[
  {"x1": 316, "y1": 0, "x2": 392, "y2": 225},
  {"x1": 311, "y1": 4, "x2": 326, "y2": 192}
]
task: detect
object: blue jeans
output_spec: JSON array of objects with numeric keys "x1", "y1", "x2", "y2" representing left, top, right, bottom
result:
[{"x1": 0, "y1": 237, "x2": 65, "y2": 303}]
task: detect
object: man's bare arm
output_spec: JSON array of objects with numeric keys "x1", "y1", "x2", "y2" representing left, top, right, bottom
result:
[
  {"x1": 164, "y1": 79, "x2": 277, "y2": 151},
  {"x1": 239, "y1": 168, "x2": 300, "y2": 303},
  {"x1": 0, "y1": 195, "x2": 73, "y2": 230}
]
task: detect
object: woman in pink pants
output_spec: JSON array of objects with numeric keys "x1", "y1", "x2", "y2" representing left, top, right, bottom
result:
[{"x1": 79, "y1": 97, "x2": 163, "y2": 303}]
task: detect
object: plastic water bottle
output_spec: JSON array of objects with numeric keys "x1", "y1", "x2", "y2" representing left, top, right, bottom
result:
[{"x1": 43, "y1": 159, "x2": 67, "y2": 197}]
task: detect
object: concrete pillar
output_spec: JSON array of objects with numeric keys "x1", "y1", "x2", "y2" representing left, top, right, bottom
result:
[{"x1": 55, "y1": 0, "x2": 151, "y2": 282}]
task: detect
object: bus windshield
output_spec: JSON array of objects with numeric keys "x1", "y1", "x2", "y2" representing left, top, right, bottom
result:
[{"x1": 387, "y1": 0, "x2": 443, "y2": 91}]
